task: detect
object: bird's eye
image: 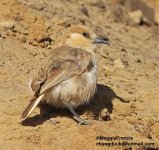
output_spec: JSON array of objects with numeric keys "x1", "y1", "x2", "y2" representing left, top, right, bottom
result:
[{"x1": 82, "y1": 32, "x2": 90, "y2": 38}]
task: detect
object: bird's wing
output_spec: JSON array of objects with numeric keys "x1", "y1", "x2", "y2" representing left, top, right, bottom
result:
[{"x1": 21, "y1": 46, "x2": 93, "y2": 119}]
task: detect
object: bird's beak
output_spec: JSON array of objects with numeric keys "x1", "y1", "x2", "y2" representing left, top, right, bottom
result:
[{"x1": 93, "y1": 36, "x2": 110, "y2": 45}]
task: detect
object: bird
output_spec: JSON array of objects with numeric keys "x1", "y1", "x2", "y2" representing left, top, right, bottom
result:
[{"x1": 21, "y1": 25, "x2": 110, "y2": 125}]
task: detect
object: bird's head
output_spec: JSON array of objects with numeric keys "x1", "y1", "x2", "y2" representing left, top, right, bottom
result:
[{"x1": 60, "y1": 25, "x2": 110, "y2": 53}]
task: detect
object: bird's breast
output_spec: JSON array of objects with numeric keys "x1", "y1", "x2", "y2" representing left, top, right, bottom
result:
[{"x1": 43, "y1": 57, "x2": 98, "y2": 108}]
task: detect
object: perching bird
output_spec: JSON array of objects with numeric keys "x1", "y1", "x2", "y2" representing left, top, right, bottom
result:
[{"x1": 21, "y1": 25, "x2": 109, "y2": 125}]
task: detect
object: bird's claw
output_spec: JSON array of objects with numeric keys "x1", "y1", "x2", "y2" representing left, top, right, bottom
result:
[{"x1": 74, "y1": 116, "x2": 90, "y2": 126}]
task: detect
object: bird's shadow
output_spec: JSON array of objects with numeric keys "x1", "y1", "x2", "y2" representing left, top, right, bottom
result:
[{"x1": 21, "y1": 84, "x2": 127, "y2": 127}]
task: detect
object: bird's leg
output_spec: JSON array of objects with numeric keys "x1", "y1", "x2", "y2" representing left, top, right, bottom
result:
[{"x1": 63, "y1": 101, "x2": 89, "y2": 125}]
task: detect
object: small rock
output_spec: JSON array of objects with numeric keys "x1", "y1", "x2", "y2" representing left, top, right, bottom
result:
[
  {"x1": 36, "y1": 35, "x2": 52, "y2": 43},
  {"x1": 57, "y1": 20, "x2": 71, "y2": 28},
  {"x1": 114, "y1": 58, "x2": 125, "y2": 68},
  {"x1": 80, "y1": 7, "x2": 89, "y2": 16},
  {"x1": 99, "y1": 108, "x2": 111, "y2": 121},
  {"x1": 154, "y1": 6, "x2": 159, "y2": 24},
  {"x1": 0, "y1": 21, "x2": 15, "y2": 29},
  {"x1": 123, "y1": 0, "x2": 155, "y2": 25},
  {"x1": 128, "y1": 10, "x2": 143, "y2": 24},
  {"x1": 155, "y1": 14, "x2": 159, "y2": 24},
  {"x1": 142, "y1": 0, "x2": 159, "y2": 24},
  {"x1": 94, "y1": 1, "x2": 105, "y2": 9}
]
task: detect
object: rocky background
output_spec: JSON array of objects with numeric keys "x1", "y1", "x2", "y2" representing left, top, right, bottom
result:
[{"x1": 0, "y1": 0, "x2": 159, "y2": 149}]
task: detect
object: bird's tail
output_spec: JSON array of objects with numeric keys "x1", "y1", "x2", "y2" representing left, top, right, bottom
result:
[{"x1": 21, "y1": 94, "x2": 44, "y2": 119}]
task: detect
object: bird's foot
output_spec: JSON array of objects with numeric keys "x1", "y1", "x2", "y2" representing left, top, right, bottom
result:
[{"x1": 74, "y1": 116, "x2": 90, "y2": 126}]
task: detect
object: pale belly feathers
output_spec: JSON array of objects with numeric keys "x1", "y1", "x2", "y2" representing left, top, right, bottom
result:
[{"x1": 42, "y1": 58, "x2": 97, "y2": 108}]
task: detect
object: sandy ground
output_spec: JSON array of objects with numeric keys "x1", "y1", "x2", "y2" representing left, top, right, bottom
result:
[{"x1": 0, "y1": 0, "x2": 159, "y2": 149}]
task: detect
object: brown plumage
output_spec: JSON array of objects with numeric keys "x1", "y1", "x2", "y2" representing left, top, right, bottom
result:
[{"x1": 21, "y1": 25, "x2": 109, "y2": 124}]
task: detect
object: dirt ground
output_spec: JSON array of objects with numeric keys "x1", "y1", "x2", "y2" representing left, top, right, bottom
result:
[{"x1": 0, "y1": 0, "x2": 159, "y2": 149}]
